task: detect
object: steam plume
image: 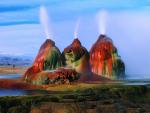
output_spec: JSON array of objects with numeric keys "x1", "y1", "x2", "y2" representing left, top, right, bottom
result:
[
  {"x1": 97, "y1": 10, "x2": 108, "y2": 35},
  {"x1": 74, "y1": 18, "x2": 81, "y2": 38},
  {"x1": 39, "y1": 6, "x2": 53, "y2": 39}
]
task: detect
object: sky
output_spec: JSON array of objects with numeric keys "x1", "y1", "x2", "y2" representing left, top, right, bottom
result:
[{"x1": 0, "y1": 0, "x2": 150, "y2": 77}]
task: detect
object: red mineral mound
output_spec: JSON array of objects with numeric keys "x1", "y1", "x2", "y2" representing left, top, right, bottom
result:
[
  {"x1": 90, "y1": 34, "x2": 125, "y2": 79},
  {"x1": 24, "y1": 39, "x2": 62, "y2": 80}
]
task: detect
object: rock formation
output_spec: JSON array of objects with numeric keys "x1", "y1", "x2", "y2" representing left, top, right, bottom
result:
[
  {"x1": 23, "y1": 35, "x2": 125, "y2": 84},
  {"x1": 90, "y1": 35, "x2": 125, "y2": 79},
  {"x1": 62, "y1": 38, "x2": 92, "y2": 79},
  {"x1": 24, "y1": 39, "x2": 62, "y2": 81},
  {"x1": 29, "y1": 68, "x2": 80, "y2": 85}
]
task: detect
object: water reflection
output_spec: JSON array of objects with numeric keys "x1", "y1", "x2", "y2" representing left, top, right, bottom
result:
[
  {"x1": 0, "y1": 89, "x2": 50, "y2": 97},
  {"x1": 0, "y1": 74, "x2": 21, "y2": 79},
  {"x1": 0, "y1": 89, "x2": 26, "y2": 96}
]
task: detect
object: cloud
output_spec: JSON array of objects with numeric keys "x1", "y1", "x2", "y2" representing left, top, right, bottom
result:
[
  {"x1": 0, "y1": 0, "x2": 69, "y2": 13},
  {"x1": 0, "y1": 5, "x2": 37, "y2": 13},
  {"x1": 0, "y1": 0, "x2": 150, "y2": 25},
  {"x1": 0, "y1": 7, "x2": 39, "y2": 26},
  {"x1": 0, "y1": 24, "x2": 44, "y2": 56},
  {"x1": 0, "y1": 21, "x2": 38, "y2": 26}
]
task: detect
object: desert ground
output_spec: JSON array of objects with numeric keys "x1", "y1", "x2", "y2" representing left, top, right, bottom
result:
[{"x1": 0, "y1": 66, "x2": 27, "y2": 75}]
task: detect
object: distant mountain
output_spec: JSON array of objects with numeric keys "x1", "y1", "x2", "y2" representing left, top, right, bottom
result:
[{"x1": 0, "y1": 54, "x2": 33, "y2": 67}]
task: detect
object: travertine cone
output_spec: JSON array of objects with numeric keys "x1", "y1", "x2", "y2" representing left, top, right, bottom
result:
[
  {"x1": 63, "y1": 38, "x2": 91, "y2": 77},
  {"x1": 24, "y1": 39, "x2": 62, "y2": 80},
  {"x1": 90, "y1": 35, "x2": 125, "y2": 79}
]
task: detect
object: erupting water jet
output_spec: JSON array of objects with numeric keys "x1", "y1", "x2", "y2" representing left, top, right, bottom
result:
[
  {"x1": 74, "y1": 18, "x2": 81, "y2": 38},
  {"x1": 96, "y1": 10, "x2": 108, "y2": 35},
  {"x1": 39, "y1": 6, "x2": 53, "y2": 39}
]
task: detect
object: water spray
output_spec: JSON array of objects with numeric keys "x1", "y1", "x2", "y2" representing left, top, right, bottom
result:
[
  {"x1": 74, "y1": 18, "x2": 81, "y2": 39},
  {"x1": 39, "y1": 6, "x2": 53, "y2": 39},
  {"x1": 97, "y1": 10, "x2": 108, "y2": 35}
]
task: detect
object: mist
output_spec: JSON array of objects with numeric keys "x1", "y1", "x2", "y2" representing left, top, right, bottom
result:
[{"x1": 106, "y1": 10, "x2": 150, "y2": 78}]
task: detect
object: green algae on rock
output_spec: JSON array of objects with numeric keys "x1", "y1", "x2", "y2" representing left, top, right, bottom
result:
[{"x1": 63, "y1": 38, "x2": 91, "y2": 77}]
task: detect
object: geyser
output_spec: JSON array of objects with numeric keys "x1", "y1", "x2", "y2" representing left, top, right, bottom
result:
[
  {"x1": 74, "y1": 18, "x2": 81, "y2": 38},
  {"x1": 90, "y1": 34, "x2": 125, "y2": 79},
  {"x1": 24, "y1": 6, "x2": 62, "y2": 82},
  {"x1": 63, "y1": 38, "x2": 92, "y2": 81},
  {"x1": 39, "y1": 6, "x2": 53, "y2": 39},
  {"x1": 24, "y1": 39, "x2": 62, "y2": 83},
  {"x1": 96, "y1": 10, "x2": 108, "y2": 35}
]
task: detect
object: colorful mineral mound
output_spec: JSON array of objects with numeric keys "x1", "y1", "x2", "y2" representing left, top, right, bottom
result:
[
  {"x1": 27, "y1": 67, "x2": 80, "y2": 85},
  {"x1": 90, "y1": 35, "x2": 125, "y2": 79},
  {"x1": 24, "y1": 39, "x2": 62, "y2": 80},
  {"x1": 23, "y1": 35, "x2": 124, "y2": 84},
  {"x1": 62, "y1": 38, "x2": 91, "y2": 77}
]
